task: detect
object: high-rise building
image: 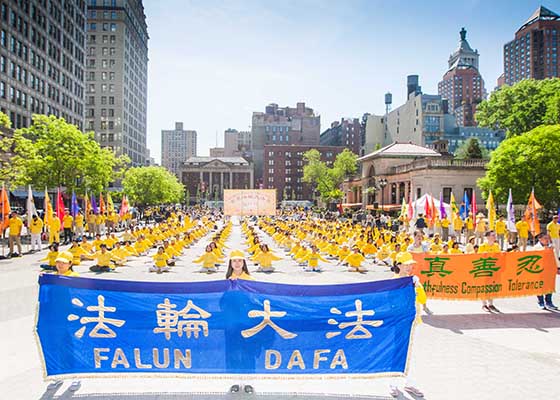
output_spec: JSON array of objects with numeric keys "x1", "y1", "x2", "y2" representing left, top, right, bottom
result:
[
  {"x1": 0, "y1": 0, "x2": 87, "y2": 129},
  {"x1": 161, "y1": 122, "x2": 196, "y2": 177},
  {"x1": 502, "y1": 6, "x2": 559, "y2": 86},
  {"x1": 319, "y1": 118, "x2": 361, "y2": 155},
  {"x1": 85, "y1": 0, "x2": 148, "y2": 165},
  {"x1": 224, "y1": 128, "x2": 251, "y2": 157},
  {"x1": 251, "y1": 102, "x2": 320, "y2": 186},
  {"x1": 438, "y1": 28, "x2": 486, "y2": 127}
]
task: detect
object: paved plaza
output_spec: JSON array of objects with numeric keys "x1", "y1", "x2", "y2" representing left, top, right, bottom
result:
[{"x1": 0, "y1": 220, "x2": 559, "y2": 400}]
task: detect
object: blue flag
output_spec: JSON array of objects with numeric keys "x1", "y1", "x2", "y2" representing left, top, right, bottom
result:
[
  {"x1": 91, "y1": 193, "x2": 98, "y2": 214},
  {"x1": 461, "y1": 191, "x2": 470, "y2": 220},
  {"x1": 71, "y1": 191, "x2": 80, "y2": 217},
  {"x1": 36, "y1": 276, "x2": 416, "y2": 377}
]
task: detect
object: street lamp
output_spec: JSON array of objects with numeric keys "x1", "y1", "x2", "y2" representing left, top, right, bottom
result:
[{"x1": 378, "y1": 178, "x2": 388, "y2": 212}]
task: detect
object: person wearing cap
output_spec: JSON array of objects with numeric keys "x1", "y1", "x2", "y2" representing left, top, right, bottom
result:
[
  {"x1": 54, "y1": 251, "x2": 79, "y2": 277},
  {"x1": 464, "y1": 235, "x2": 476, "y2": 254},
  {"x1": 389, "y1": 251, "x2": 426, "y2": 398},
  {"x1": 226, "y1": 250, "x2": 253, "y2": 280}
]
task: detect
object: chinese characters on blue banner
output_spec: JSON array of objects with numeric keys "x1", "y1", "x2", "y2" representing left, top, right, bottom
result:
[{"x1": 36, "y1": 275, "x2": 416, "y2": 377}]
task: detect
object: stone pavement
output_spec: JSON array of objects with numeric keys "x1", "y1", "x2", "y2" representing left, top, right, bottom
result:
[{"x1": 0, "y1": 220, "x2": 559, "y2": 400}]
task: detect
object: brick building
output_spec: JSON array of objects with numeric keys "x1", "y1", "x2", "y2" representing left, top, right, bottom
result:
[
  {"x1": 320, "y1": 118, "x2": 361, "y2": 155},
  {"x1": 502, "y1": 6, "x2": 559, "y2": 86},
  {"x1": 263, "y1": 145, "x2": 344, "y2": 202}
]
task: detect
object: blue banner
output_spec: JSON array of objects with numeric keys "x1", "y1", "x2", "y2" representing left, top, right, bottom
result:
[{"x1": 36, "y1": 275, "x2": 416, "y2": 378}]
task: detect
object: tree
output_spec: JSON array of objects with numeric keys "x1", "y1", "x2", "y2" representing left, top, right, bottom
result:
[
  {"x1": 7, "y1": 115, "x2": 129, "y2": 193},
  {"x1": 0, "y1": 111, "x2": 11, "y2": 128},
  {"x1": 477, "y1": 125, "x2": 560, "y2": 209},
  {"x1": 476, "y1": 78, "x2": 560, "y2": 137},
  {"x1": 303, "y1": 148, "x2": 358, "y2": 202},
  {"x1": 454, "y1": 138, "x2": 489, "y2": 160},
  {"x1": 122, "y1": 166, "x2": 184, "y2": 206}
]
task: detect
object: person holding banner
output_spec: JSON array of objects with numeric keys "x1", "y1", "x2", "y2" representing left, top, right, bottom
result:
[
  {"x1": 390, "y1": 252, "x2": 425, "y2": 398},
  {"x1": 479, "y1": 231, "x2": 501, "y2": 313},
  {"x1": 226, "y1": 249, "x2": 253, "y2": 280},
  {"x1": 533, "y1": 233, "x2": 559, "y2": 311}
]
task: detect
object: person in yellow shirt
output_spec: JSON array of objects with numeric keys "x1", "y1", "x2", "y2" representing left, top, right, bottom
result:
[
  {"x1": 441, "y1": 217, "x2": 450, "y2": 241},
  {"x1": 515, "y1": 217, "x2": 530, "y2": 252},
  {"x1": 74, "y1": 211, "x2": 85, "y2": 240},
  {"x1": 40, "y1": 243, "x2": 59, "y2": 271},
  {"x1": 53, "y1": 251, "x2": 79, "y2": 277},
  {"x1": 252, "y1": 244, "x2": 282, "y2": 273},
  {"x1": 62, "y1": 210, "x2": 74, "y2": 244},
  {"x1": 546, "y1": 216, "x2": 560, "y2": 259},
  {"x1": 495, "y1": 216, "x2": 507, "y2": 251},
  {"x1": 8, "y1": 212, "x2": 23, "y2": 257},
  {"x1": 452, "y1": 213, "x2": 464, "y2": 242},
  {"x1": 29, "y1": 214, "x2": 44, "y2": 252},
  {"x1": 226, "y1": 250, "x2": 254, "y2": 280},
  {"x1": 68, "y1": 239, "x2": 94, "y2": 266},
  {"x1": 150, "y1": 246, "x2": 171, "y2": 274},
  {"x1": 341, "y1": 247, "x2": 367, "y2": 273},
  {"x1": 193, "y1": 244, "x2": 222, "y2": 273},
  {"x1": 474, "y1": 214, "x2": 487, "y2": 245},
  {"x1": 303, "y1": 245, "x2": 330, "y2": 272},
  {"x1": 478, "y1": 231, "x2": 501, "y2": 313},
  {"x1": 48, "y1": 212, "x2": 61, "y2": 244},
  {"x1": 465, "y1": 213, "x2": 474, "y2": 241},
  {"x1": 450, "y1": 242, "x2": 463, "y2": 254},
  {"x1": 89, "y1": 244, "x2": 122, "y2": 273},
  {"x1": 87, "y1": 211, "x2": 96, "y2": 239}
]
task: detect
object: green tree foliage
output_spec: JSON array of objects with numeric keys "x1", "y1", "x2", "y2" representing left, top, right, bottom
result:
[
  {"x1": 0, "y1": 130, "x2": 36, "y2": 187},
  {"x1": 476, "y1": 78, "x2": 560, "y2": 137},
  {"x1": 303, "y1": 148, "x2": 358, "y2": 202},
  {"x1": 454, "y1": 138, "x2": 489, "y2": 160},
  {"x1": 122, "y1": 166, "x2": 184, "y2": 206},
  {"x1": 12, "y1": 115, "x2": 129, "y2": 193},
  {"x1": 477, "y1": 125, "x2": 560, "y2": 209},
  {"x1": 0, "y1": 111, "x2": 11, "y2": 128}
]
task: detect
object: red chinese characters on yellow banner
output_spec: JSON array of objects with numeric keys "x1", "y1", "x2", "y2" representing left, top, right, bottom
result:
[{"x1": 411, "y1": 249, "x2": 557, "y2": 300}]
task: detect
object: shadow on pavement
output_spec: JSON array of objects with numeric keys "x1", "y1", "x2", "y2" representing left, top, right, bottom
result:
[
  {"x1": 423, "y1": 312, "x2": 560, "y2": 334},
  {"x1": 38, "y1": 391, "x2": 393, "y2": 400}
]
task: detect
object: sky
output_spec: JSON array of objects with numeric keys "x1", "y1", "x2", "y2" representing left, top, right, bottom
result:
[{"x1": 144, "y1": 0, "x2": 558, "y2": 163}]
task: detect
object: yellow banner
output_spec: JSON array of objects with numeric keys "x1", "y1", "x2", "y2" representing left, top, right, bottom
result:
[
  {"x1": 411, "y1": 250, "x2": 557, "y2": 300},
  {"x1": 223, "y1": 189, "x2": 277, "y2": 216}
]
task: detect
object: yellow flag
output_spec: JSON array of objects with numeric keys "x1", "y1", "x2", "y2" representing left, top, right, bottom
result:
[
  {"x1": 107, "y1": 192, "x2": 114, "y2": 213},
  {"x1": 44, "y1": 187, "x2": 53, "y2": 226},
  {"x1": 486, "y1": 191, "x2": 496, "y2": 230},
  {"x1": 450, "y1": 192, "x2": 459, "y2": 215}
]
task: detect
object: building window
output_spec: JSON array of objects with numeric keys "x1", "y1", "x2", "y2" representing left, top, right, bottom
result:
[{"x1": 443, "y1": 187, "x2": 452, "y2": 204}]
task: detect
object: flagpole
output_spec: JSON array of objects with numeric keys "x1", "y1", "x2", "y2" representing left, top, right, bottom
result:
[{"x1": 1, "y1": 183, "x2": 5, "y2": 258}]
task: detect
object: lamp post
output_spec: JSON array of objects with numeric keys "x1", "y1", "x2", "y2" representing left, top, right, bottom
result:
[{"x1": 378, "y1": 178, "x2": 388, "y2": 212}]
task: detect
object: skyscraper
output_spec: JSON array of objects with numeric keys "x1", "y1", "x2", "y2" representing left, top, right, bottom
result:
[
  {"x1": 438, "y1": 28, "x2": 485, "y2": 127},
  {"x1": 161, "y1": 122, "x2": 197, "y2": 178},
  {"x1": 503, "y1": 6, "x2": 559, "y2": 86},
  {"x1": 0, "y1": 0, "x2": 87, "y2": 129},
  {"x1": 85, "y1": 0, "x2": 148, "y2": 165}
]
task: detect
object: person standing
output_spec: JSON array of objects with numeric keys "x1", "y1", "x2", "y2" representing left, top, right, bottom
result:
[
  {"x1": 479, "y1": 231, "x2": 501, "y2": 313},
  {"x1": 74, "y1": 211, "x2": 85, "y2": 240},
  {"x1": 546, "y1": 216, "x2": 560, "y2": 260},
  {"x1": 495, "y1": 216, "x2": 506, "y2": 251},
  {"x1": 29, "y1": 214, "x2": 44, "y2": 252},
  {"x1": 48, "y1": 212, "x2": 61, "y2": 244},
  {"x1": 87, "y1": 211, "x2": 96, "y2": 239},
  {"x1": 62, "y1": 210, "x2": 73, "y2": 244},
  {"x1": 533, "y1": 233, "x2": 558, "y2": 310},
  {"x1": 515, "y1": 216, "x2": 530, "y2": 252},
  {"x1": 8, "y1": 212, "x2": 23, "y2": 257},
  {"x1": 441, "y1": 216, "x2": 450, "y2": 241}
]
